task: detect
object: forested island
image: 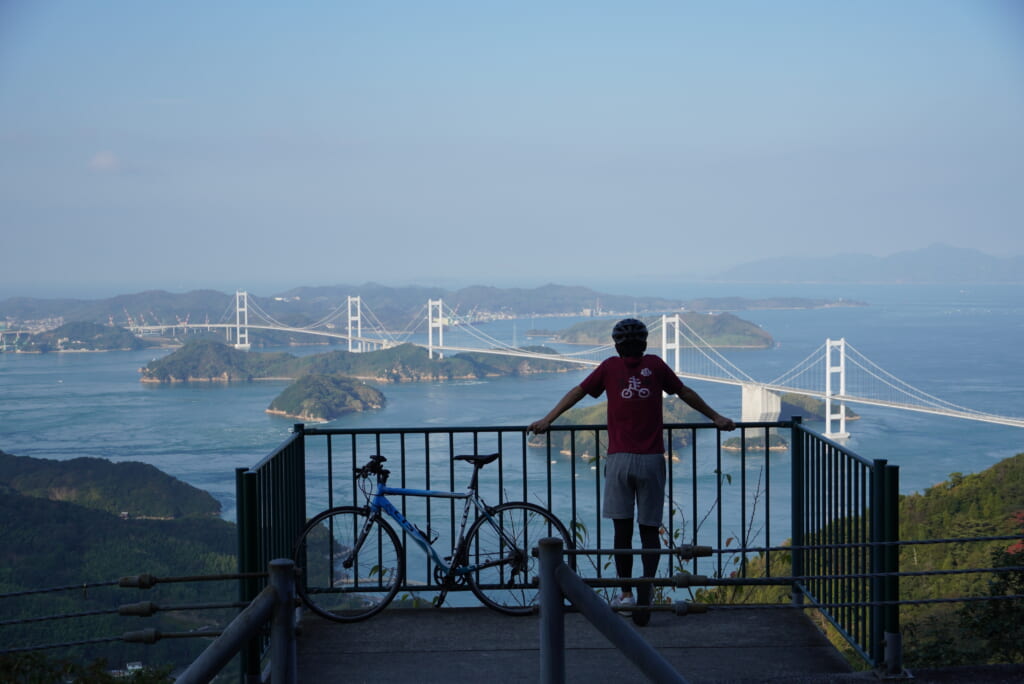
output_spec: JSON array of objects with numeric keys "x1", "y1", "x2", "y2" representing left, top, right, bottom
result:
[
  {"x1": 140, "y1": 339, "x2": 588, "y2": 420},
  {"x1": 549, "y1": 313, "x2": 774, "y2": 348},
  {"x1": 266, "y1": 374, "x2": 386, "y2": 422},
  {"x1": 14, "y1": 321, "x2": 153, "y2": 353},
  {"x1": 140, "y1": 339, "x2": 584, "y2": 384}
]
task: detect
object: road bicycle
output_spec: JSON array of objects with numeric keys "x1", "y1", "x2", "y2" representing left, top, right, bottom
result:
[{"x1": 292, "y1": 452, "x2": 573, "y2": 622}]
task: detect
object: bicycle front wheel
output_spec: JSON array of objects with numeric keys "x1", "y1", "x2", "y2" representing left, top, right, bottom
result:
[
  {"x1": 465, "y1": 502, "x2": 572, "y2": 615},
  {"x1": 293, "y1": 506, "x2": 404, "y2": 622}
]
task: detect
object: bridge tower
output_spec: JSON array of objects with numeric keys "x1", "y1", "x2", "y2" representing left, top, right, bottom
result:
[
  {"x1": 428, "y1": 299, "x2": 444, "y2": 359},
  {"x1": 661, "y1": 314, "x2": 682, "y2": 372},
  {"x1": 235, "y1": 290, "x2": 251, "y2": 351},
  {"x1": 825, "y1": 338, "x2": 849, "y2": 439},
  {"x1": 347, "y1": 296, "x2": 363, "y2": 352}
]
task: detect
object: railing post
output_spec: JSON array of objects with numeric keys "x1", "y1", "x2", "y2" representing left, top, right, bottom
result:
[
  {"x1": 269, "y1": 559, "x2": 297, "y2": 684},
  {"x1": 869, "y1": 458, "x2": 888, "y2": 667},
  {"x1": 539, "y1": 537, "x2": 566, "y2": 684},
  {"x1": 882, "y1": 464, "x2": 902, "y2": 676},
  {"x1": 789, "y1": 417, "x2": 805, "y2": 605},
  {"x1": 236, "y1": 468, "x2": 261, "y2": 684},
  {"x1": 282, "y1": 424, "x2": 306, "y2": 561}
]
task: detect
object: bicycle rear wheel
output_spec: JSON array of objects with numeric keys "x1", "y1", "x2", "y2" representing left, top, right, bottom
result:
[
  {"x1": 465, "y1": 502, "x2": 572, "y2": 615},
  {"x1": 293, "y1": 506, "x2": 404, "y2": 622}
]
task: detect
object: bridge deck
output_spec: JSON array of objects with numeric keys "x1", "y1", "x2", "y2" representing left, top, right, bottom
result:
[{"x1": 295, "y1": 605, "x2": 865, "y2": 683}]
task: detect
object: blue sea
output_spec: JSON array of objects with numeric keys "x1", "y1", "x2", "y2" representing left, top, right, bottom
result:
[{"x1": 1, "y1": 283, "x2": 1021, "y2": 523}]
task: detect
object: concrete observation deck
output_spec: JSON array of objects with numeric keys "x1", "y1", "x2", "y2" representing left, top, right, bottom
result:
[
  {"x1": 296, "y1": 604, "x2": 862, "y2": 683},
  {"x1": 295, "y1": 605, "x2": 1024, "y2": 683}
]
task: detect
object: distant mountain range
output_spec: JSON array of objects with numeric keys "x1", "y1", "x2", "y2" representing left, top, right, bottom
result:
[{"x1": 712, "y1": 244, "x2": 1023, "y2": 283}]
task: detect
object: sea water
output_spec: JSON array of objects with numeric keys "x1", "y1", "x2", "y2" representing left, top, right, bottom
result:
[{"x1": 1, "y1": 283, "x2": 1021, "y2": 524}]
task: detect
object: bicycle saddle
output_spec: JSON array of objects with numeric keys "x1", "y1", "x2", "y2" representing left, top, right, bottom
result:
[{"x1": 453, "y1": 452, "x2": 500, "y2": 467}]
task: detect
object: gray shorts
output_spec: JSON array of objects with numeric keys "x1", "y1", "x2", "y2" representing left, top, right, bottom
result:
[{"x1": 603, "y1": 452, "x2": 666, "y2": 528}]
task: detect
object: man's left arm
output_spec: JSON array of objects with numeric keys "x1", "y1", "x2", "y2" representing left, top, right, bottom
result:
[{"x1": 675, "y1": 385, "x2": 736, "y2": 431}]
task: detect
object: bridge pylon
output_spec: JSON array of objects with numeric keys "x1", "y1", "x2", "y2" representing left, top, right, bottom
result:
[
  {"x1": 235, "y1": 290, "x2": 251, "y2": 351},
  {"x1": 348, "y1": 296, "x2": 363, "y2": 352},
  {"x1": 428, "y1": 299, "x2": 444, "y2": 360},
  {"x1": 661, "y1": 314, "x2": 682, "y2": 372},
  {"x1": 825, "y1": 338, "x2": 849, "y2": 439}
]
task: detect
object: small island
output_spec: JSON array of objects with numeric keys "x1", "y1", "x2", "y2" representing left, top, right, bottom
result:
[
  {"x1": 140, "y1": 339, "x2": 585, "y2": 384},
  {"x1": 722, "y1": 433, "x2": 790, "y2": 452},
  {"x1": 140, "y1": 339, "x2": 587, "y2": 420},
  {"x1": 780, "y1": 393, "x2": 859, "y2": 422},
  {"x1": 554, "y1": 313, "x2": 774, "y2": 349},
  {"x1": 266, "y1": 374, "x2": 385, "y2": 422},
  {"x1": 18, "y1": 321, "x2": 152, "y2": 353}
]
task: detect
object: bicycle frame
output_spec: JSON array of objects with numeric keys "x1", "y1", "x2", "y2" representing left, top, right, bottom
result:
[{"x1": 367, "y1": 480, "x2": 494, "y2": 576}]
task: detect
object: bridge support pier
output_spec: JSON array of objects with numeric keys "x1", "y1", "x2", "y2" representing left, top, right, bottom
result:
[{"x1": 741, "y1": 383, "x2": 781, "y2": 423}]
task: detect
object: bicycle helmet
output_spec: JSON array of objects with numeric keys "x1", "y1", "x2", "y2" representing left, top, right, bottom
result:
[{"x1": 611, "y1": 318, "x2": 648, "y2": 343}]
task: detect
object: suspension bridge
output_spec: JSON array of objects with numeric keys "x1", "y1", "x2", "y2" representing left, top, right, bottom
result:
[{"x1": 122, "y1": 291, "x2": 1023, "y2": 437}]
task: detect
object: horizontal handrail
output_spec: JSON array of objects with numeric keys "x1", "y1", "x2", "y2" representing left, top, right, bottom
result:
[{"x1": 177, "y1": 559, "x2": 296, "y2": 684}]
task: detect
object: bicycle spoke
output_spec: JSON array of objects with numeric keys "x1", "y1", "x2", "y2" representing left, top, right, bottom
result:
[
  {"x1": 294, "y1": 507, "x2": 404, "y2": 622},
  {"x1": 465, "y1": 502, "x2": 571, "y2": 615}
]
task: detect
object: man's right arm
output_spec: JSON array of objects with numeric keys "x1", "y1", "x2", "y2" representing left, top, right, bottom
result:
[{"x1": 529, "y1": 385, "x2": 587, "y2": 434}]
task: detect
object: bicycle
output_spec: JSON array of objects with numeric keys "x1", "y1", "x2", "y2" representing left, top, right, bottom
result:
[{"x1": 292, "y1": 452, "x2": 574, "y2": 622}]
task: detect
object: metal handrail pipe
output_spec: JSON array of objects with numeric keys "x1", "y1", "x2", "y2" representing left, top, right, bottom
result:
[
  {"x1": 563, "y1": 545, "x2": 713, "y2": 558},
  {"x1": 582, "y1": 574, "x2": 710, "y2": 589},
  {"x1": 539, "y1": 538, "x2": 688, "y2": 684},
  {"x1": 177, "y1": 559, "x2": 296, "y2": 684}
]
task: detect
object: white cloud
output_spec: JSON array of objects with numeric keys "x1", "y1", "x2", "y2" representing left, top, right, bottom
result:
[{"x1": 88, "y1": 150, "x2": 121, "y2": 173}]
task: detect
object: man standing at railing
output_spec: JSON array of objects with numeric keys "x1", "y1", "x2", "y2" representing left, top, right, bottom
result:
[{"x1": 529, "y1": 318, "x2": 735, "y2": 623}]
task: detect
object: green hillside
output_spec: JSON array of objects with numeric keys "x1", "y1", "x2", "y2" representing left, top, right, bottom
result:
[
  {"x1": 692, "y1": 453, "x2": 1024, "y2": 668},
  {"x1": 0, "y1": 451, "x2": 221, "y2": 518},
  {"x1": 0, "y1": 452, "x2": 237, "y2": 677}
]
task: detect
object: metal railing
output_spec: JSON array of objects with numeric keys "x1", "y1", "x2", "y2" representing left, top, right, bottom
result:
[
  {"x1": 235, "y1": 429, "x2": 307, "y2": 681},
  {"x1": 236, "y1": 418, "x2": 899, "y2": 675},
  {"x1": 176, "y1": 559, "x2": 296, "y2": 684},
  {"x1": 789, "y1": 418, "x2": 900, "y2": 669}
]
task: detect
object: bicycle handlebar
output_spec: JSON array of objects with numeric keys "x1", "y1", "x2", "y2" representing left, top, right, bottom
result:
[{"x1": 355, "y1": 454, "x2": 390, "y2": 481}]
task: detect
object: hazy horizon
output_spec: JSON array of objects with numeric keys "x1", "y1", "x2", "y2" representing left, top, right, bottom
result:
[{"x1": 2, "y1": 2, "x2": 1022, "y2": 297}]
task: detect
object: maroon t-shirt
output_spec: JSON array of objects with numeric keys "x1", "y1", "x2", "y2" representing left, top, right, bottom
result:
[{"x1": 578, "y1": 354, "x2": 684, "y2": 455}]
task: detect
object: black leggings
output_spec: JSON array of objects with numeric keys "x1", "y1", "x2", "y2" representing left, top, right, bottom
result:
[{"x1": 613, "y1": 518, "x2": 659, "y2": 600}]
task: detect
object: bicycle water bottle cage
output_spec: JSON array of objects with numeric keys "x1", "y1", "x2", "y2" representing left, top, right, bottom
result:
[{"x1": 415, "y1": 524, "x2": 439, "y2": 545}]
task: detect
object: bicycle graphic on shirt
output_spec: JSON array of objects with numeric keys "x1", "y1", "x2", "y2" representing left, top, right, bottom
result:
[{"x1": 621, "y1": 376, "x2": 650, "y2": 399}]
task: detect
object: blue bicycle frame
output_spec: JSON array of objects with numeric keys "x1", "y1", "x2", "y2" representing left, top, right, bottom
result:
[{"x1": 369, "y1": 481, "x2": 489, "y2": 576}]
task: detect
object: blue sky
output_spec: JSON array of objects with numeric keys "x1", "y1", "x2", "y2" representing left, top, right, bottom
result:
[{"x1": 2, "y1": 1, "x2": 1022, "y2": 297}]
